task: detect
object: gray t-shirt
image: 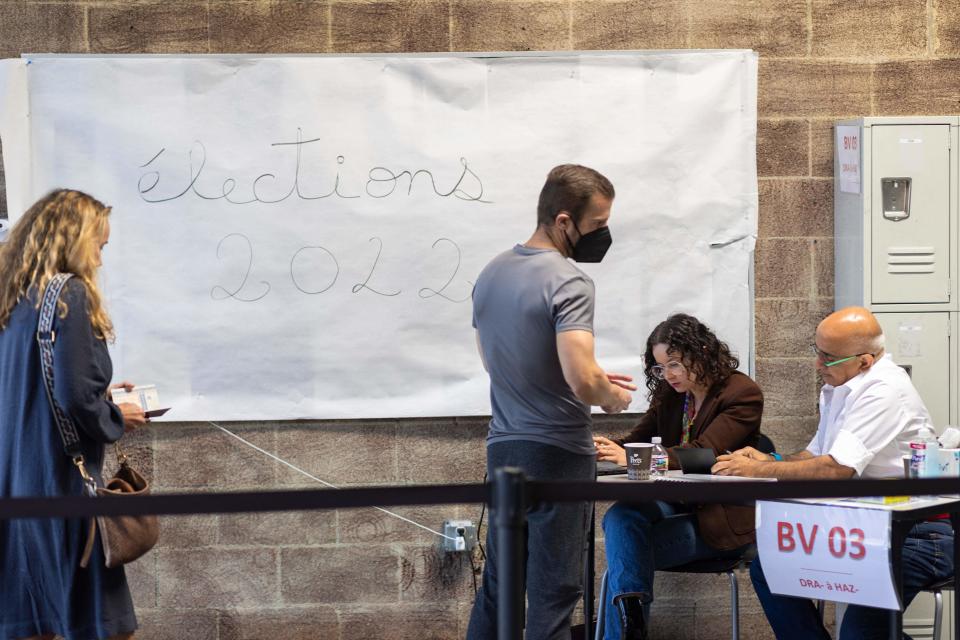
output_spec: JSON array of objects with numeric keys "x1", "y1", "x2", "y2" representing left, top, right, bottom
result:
[{"x1": 472, "y1": 244, "x2": 596, "y2": 455}]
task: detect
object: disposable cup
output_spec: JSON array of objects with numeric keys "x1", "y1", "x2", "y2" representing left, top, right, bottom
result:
[
  {"x1": 902, "y1": 454, "x2": 915, "y2": 479},
  {"x1": 625, "y1": 443, "x2": 653, "y2": 481}
]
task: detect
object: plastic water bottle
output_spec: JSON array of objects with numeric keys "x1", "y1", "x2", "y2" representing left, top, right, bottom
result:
[
  {"x1": 650, "y1": 437, "x2": 668, "y2": 477},
  {"x1": 910, "y1": 427, "x2": 939, "y2": 478},
  {"x1": 924, "y1": 434, "x2": 941, "y2": 478}
]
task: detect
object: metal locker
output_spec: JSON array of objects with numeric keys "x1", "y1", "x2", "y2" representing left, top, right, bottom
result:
[
  {"x1": 874, "y1": 312, "x2": 951, "y2": 429},
  {"x1": 871, "y1": 125, "x2": 952, "y2": 304},
  {"x1": 836, "y1": 116, "x2": 958, "y2": 640}
]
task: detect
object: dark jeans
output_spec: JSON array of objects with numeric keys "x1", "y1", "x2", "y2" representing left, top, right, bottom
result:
[
  {"x1": 601, "y1": 500, "x2": 748, "y2": 640},
  {"x1": 750, "y1": 520, "x2": 955, "y2": 640},
  {"x1": 466, "y1": 440, "x2": 595, "y2": 640}
]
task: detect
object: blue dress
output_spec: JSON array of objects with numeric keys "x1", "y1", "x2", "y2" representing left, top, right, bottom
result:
[{"x1": 0, "y1": 280, "x2": 137, "y2": 639}]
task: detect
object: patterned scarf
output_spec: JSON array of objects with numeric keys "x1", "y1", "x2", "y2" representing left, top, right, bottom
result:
[{"x1": 681, "y1": 392, "x2": 697, "y2": 444}]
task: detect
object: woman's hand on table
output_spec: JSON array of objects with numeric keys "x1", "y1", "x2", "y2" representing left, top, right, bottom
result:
[{"x1": 594, "y1": 435, "x2": 627, "y2": 466}]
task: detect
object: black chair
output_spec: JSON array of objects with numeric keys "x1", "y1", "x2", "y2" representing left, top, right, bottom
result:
[
  {"x1": 594, "y1": 433, "x2": 776, "y2": 640},
  {"x1": 756, "y1": 433, "x2": 776, "y2": 457},
  {"x1": 924, "y1": 577, "x2": 953, "y2": 639},
  {"x1": 595, "y1": 545, "x2": 756, "y2": 640},
  {"x1": 816, "y1": 578, "x2": 954, "y2": 637}
]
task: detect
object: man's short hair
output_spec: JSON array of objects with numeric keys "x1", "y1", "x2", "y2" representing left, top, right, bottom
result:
[
  {"x1": 865, "y1": 333, "x2": 885, "y2": 355},
  {"x1": 536, "y1": 164, "x2": 615, "y2": 227}
]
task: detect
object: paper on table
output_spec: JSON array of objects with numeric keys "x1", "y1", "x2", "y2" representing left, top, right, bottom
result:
[{"x1": 655, "y1": 473, "x2": 777, "y2": 482}]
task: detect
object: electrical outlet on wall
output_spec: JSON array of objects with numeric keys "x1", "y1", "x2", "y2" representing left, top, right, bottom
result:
[{"x1": 442, "y1": 519, "x2": 478, "y2": 553}]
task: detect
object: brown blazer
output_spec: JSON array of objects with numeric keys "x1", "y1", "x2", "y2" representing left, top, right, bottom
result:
[{"x1": 615, "y1": 371, "x2": 764, "y2": 550}]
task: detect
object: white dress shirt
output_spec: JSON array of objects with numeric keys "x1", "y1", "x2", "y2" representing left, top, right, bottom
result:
[{"x1": 806, "y1": 354, "x2": 934, "y2": 478}]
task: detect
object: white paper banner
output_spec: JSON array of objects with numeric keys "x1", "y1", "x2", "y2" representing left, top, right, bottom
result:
[
  {"x1": 0, "y1": 52, "x2": 758, "y2": 420},
  {"x1": 757, "y1": 500, "x2": 898, "y2": 610}
]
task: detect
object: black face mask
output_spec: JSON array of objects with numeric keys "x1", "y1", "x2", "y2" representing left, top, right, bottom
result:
[{"x1": 564, "y1": 219, "x2": 613, "y2": 263}]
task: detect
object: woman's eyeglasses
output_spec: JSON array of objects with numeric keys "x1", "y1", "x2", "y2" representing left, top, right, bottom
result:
[{"x1": 651, "y1": 361, "x2": 686, "y2": 380}]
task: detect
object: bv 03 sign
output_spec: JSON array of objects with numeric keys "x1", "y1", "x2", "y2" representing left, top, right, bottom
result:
[{"x1": 756, "y1": 501, "x2": 898, "y2": 610}]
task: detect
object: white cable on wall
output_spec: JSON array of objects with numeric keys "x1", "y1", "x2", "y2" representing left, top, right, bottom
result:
[{"x1": 208, "y1": 420, "x2": 458, "y2": 542}]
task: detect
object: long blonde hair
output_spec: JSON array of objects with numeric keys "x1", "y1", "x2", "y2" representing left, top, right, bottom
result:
[{"x1": 0, "y1": 189, "x2": 114, "y2": 340}]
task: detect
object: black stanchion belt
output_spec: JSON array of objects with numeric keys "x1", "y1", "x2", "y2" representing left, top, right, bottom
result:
[{"x1": 1, "y1": 477, "x2": 960, "y2": 521}]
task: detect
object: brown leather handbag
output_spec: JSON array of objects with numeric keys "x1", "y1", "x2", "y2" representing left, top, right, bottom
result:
[
  {"x1": 38, "y1": 273, "x2": 159, "y2": 568},
  {"x1": 77, "y1": 444, "x2": 159, "y2": 568}
]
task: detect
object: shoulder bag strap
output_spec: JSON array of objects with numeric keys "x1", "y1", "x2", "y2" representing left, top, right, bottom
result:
[{"x1": 36, "y1": 273, "x2": 97, "y2": 492}]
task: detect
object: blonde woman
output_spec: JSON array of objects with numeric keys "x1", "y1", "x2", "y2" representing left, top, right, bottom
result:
[{"x1": 0, "y1": 190, "x2": 148, "y2": 640}]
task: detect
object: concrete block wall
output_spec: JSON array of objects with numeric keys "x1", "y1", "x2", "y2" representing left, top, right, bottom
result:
[{"x1": 0, "y1": 0, "x2": 955, "y2": 637}]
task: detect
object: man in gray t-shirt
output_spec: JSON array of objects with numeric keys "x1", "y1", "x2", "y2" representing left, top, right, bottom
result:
[
  {"x1": 472, "y1": 245, "x2": 598, "y2": 454},
  {"x1": 467, "y1": 165, "x2": 634, "y2": 640}
]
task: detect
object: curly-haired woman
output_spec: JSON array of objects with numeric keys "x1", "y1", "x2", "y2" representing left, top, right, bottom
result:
[
  {"x1": 593, "y1": 313, "x2": 764, "y2": 640},
  {"x1": 0, "y1": 190, "x2": 149, "y2": 640}
]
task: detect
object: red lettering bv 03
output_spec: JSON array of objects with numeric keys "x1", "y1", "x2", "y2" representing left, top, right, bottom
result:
[
  {"x1": 827, "y1": 527, "x2": 866, "y2": 560},
  {"x1": 778, "y1": 522, "x2": 864, "y2": 558},
  {"x1": 777, "y1": 522, "x2": 819, "y2": 554}
]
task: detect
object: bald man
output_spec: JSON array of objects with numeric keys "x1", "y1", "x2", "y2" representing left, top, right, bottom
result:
[{"x1": 712, "y1": 307, "x2": 953, "y2": 639}]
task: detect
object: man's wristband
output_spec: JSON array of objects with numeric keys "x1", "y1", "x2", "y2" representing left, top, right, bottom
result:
[{"x1": 770, "y1": 452, "x2": 783, "y2": 462}]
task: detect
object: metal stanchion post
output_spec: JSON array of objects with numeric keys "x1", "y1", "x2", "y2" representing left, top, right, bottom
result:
[
  {"x1": 953, "y1": 512, "x2": 960, "y2": 640},
  {"x1": 584, "y1": 503, "x2": 596, "y2": 639},
  {"x1": 495, "y1": 467, "x2": 527, "y2": 640}
]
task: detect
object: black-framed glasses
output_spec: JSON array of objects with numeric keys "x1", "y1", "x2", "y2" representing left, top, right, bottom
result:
[{"x1": 651, "y1": 360, "x2": 686, "y2": 380}]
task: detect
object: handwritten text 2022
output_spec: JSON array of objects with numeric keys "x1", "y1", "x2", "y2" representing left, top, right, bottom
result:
[{"x1": 212, "y1": 233, "x2": 474, "y2": 303}]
